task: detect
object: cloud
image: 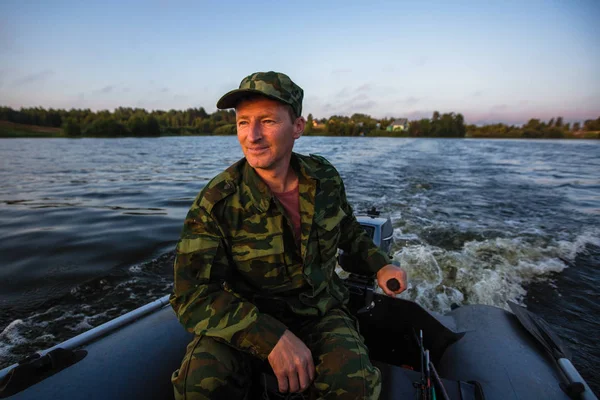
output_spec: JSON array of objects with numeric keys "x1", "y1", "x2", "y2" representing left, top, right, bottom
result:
[
  {"x1": 335, "y1": 83, "x2": 373, "y2": 99},
  {"x1": 399, "y1": 96, "x2": 420, "y2": 106},
  {"x1": 160, "y1": 87, "x2": 169, "y2": 93},
  {"x1": 356, "y1": 83, "x2": 372, "y2": 93},
  {"x1": 92, "y1": 85, "x2": 114, "y2": 94},
  {"x1": 491, "y1": 104, "x2": 508, "y2": 111},
  {"x1": 320, "y1": 92, "x2": 378, "y2": 116},
  {"x1": 10, "y1": 69, "x2": 54, "y2": 87},
  {"x1": 472, "y1": 90, "x2": 483, "y2": 97},
  {"x1": 403, "y1": 110, "x2": 434, "y2": 120},
  {"x1": 334, "y1": 87, "x2": 350, "y2": 98}
]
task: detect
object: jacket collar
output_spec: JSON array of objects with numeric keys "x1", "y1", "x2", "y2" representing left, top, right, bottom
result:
[{"x1": 242, "y1": 152, "x2": 318, "y2": 214}]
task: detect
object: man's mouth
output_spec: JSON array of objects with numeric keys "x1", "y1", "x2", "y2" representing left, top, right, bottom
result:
[{"x1": 247, "y1": 146, "x2": 268, "y2": 153}]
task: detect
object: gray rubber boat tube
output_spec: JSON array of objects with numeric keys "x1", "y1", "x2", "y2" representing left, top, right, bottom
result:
[
  {"x1": 558, "y1": 358, "x2": 598, "y2": 400},
  {"x1": 0, "y1": 294, "x2": 172, "y2": 381}
]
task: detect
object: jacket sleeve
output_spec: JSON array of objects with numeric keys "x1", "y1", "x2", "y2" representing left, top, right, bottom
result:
[
  {"x1": 336, "y1": 176, "x2": 391, "y2": 274},
  {"x1": 169, "y1": 202, "x2": 288, "y2": 360}
]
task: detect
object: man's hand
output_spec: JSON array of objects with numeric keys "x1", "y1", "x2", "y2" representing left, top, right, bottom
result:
[
  {"x1": 267, "y1": 330, "x2": 315, "y2": 393},
  {"x1": 376, "y1": 264, "x2": 407, "y2": 296}
]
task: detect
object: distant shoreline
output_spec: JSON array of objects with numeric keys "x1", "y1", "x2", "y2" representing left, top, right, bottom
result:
[
  {"x1": 1, "y1": 120, "x2": 598, "y2": 140},
  {"x1": 2, "y1": 104, "x2": 599, "y2": 140}
]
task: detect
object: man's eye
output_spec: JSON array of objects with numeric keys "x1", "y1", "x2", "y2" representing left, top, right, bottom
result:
[
  {"x1": 263, "y1": 120, "x2": 275, "y2": 124},
  {"x1": 238, "y1": 121, "x2": 248, "y2": 126}
]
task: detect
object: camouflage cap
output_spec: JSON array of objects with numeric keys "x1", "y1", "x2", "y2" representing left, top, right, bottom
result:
[{"x1": 217, "y1": 71, "x2": 303, "y2": 117}]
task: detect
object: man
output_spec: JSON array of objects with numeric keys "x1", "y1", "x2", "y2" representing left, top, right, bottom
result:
[{"x1": 170, "y1": 71, "x2": 407, "y2": 399}]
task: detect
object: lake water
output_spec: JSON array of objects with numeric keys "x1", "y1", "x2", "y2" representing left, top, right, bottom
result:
[{"x1": 1, "y1": 136, "x2": 599, "y2": 393}]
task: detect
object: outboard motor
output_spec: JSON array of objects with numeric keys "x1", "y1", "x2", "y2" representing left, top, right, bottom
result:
[{"x1": 338, "y1": 207, "x2": 394, "y2": 275}]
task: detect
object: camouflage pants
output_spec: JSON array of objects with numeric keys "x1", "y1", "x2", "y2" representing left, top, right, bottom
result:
[{"x1": 172, "y1": 308, "x2": 381, "y2": 400}]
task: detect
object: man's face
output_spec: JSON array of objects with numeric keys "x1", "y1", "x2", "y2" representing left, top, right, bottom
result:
[{"x1": 236, "y1": 97, "x2": 304, "y2": 171}]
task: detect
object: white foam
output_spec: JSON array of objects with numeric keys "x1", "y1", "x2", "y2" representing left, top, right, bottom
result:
[
  {"x1": 128, "y1": 264, "x2": 143, "y2": 273},
  {"x1": 0, "y1": 320, "x2": 27, "y2": 346},
  {"x1": 67, "y1": 319, "x2": 94, "y2": 332},
  {"x1": 391, "y1": 235, "x2": 571, "y2": 313},
  {"x1": 36, "y1": 334, "x2": 55, "y2": 342},
  {"x1": 557, "y1": 229, "x2": 600, "y2": 261},
  {"x1": 0, "y1": 320, "x2": 28, "y2": 364}
]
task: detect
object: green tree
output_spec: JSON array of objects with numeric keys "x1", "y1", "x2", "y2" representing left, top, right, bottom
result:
[
  {"x1": 305, "y1": 113, "x2": 314, "y2": 135},
  {"x1": 84, "y1": 117, "x2": 127, "y2": 137},
  {"x1": 127, "y1": 115, "x2": 147, "y2": 136},
  {"x1": 213, "y1": 123, "x2": 236, "y2": 135},
  {"x1": 524, "y1": 119, "x2": 542, "y2": 131},
  {"x1": 555, "y1": 117, "x2": 563, "y2": 128},
  {"x1": 62, "y1": 118, "x2": 81, "y2": 136},
  {"x1": 454, "y1": 113, "x2": 466, "y2": 137},
  {"x1": 583, "y1": 117, "x2": 600, "y2": 131},
  {"x1": 145, "y1": 115, "x2": 161, "y2": 136}
]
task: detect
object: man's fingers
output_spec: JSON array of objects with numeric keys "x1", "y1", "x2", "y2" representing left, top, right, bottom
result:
[
  {"x1": 381, "y1": 285, "x2": 395, "y2": 296},
  {"x1": 287, "y1": 370, "x2": 300, "y2": 393},
  {"x1": 297, "y1": 360, "x2": 313, "y2": 392},
  {"x1": 308, "y1": 358, "x2": 316, "y2": 382},
  {"x1": 267, "y1": 330, "x2": 315, "y2": 393},
  {"x1": 398, "y1": 272, "x2": 407, "y2": 293},
  {"x1": 276, "y1": 371, "x2": 289, "y2": 393}
]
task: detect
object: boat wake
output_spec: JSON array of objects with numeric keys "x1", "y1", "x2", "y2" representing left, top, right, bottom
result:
[{"x1": 389, "y1": 230, "x2": 599, "y2": 313}]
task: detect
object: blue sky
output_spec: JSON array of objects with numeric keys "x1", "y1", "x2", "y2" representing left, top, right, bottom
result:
[{"x1": 1, "y1": 0, "x2": 598, "y2": 125}]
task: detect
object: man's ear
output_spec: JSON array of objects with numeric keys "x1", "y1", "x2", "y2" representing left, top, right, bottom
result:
[{"x1": 293, "y1": 117, "x2": 306, "y2": 139}]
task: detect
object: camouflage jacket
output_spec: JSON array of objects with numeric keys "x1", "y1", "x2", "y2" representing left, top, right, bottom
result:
[{"x1": 170, "y1": 153, "x2": 390, "y2": 360}]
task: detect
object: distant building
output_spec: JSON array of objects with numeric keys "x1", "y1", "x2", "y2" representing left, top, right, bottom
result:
[
  {"x1": 312, "y1": 120, "x2": 326, "y2": 130},
  {"x1": 387, "y1": 118, "x2": 409, "y2": 131}
]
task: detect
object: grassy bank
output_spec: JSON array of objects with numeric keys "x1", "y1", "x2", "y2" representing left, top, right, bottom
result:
[{"x1": 0, "y1": 120, "x2": 63, "y2": 138}]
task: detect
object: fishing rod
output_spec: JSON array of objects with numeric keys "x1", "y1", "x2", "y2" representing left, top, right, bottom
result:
[
  {"x1": 411, "y1": 328, "x2": 451, "y2": 400},
  {"x1": 386, "y1": 279, "x2": 450, "y2": 400},
  {"x1": 425, "y1": 350, "x2": 431, "y2": 399},
  {"x1": 429, "y1": 360, "x2": 450, "y2": 400},
  {"x1": 411, "y1": 329, "x2": 428, "y2": 400}
]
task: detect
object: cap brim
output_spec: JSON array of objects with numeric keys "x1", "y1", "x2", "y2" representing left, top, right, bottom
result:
[{"x1": 216, "y1": 88, "x2": 290, "y2": 110}]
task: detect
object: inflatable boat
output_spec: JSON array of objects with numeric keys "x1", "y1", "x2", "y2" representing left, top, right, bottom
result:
[{"x1": 1, "y1": 212, "x2": 597, "y2": 400}]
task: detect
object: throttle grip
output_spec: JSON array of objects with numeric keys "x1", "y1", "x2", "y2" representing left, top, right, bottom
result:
[{"x1": 387, "y1": 278, "x2": 400, "y2": 292}]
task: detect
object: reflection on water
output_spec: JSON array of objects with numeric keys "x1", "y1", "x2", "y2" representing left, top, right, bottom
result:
[{"x1": 0, "y1": 137, "x2": 599, "y2": 392}]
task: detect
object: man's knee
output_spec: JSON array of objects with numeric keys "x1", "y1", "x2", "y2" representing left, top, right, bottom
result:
[
  {"x1": 307, "y1": 309, "x2": 381, "y2": 399},
  {"x1": 172, "y1": 335, "x2": 253, "y2": 400},
  {"x1": 314, "y1": 351, "x2": 381, "y2": 400}
]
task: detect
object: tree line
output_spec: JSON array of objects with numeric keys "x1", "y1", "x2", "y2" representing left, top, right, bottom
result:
[
  {"x1": 303, "y1": 111, "x2": 467, "y2": 137},
  {"x1": 466, "y1": 116, "x2": 600, "y2": 139},
  {"x1": 0, "y1": 105, "x2": 598, "y2": 139},
  {"x1": 0, "y1": 106, "x2": 237, "y2": 137}
]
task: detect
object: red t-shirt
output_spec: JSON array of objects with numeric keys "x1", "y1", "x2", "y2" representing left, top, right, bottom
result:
[{"x1": 273, "y1": 185, "x2": 301, "y2": 249}]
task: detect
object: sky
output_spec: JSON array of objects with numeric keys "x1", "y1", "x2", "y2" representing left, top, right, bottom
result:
[{"x1": 0, "y1": 0, "x2": 599, "y2": 125}]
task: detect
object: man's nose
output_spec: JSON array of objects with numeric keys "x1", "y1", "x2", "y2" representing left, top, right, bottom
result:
[{"x1": 247, "y1": 121, "x2": 262, "y2": 142}]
